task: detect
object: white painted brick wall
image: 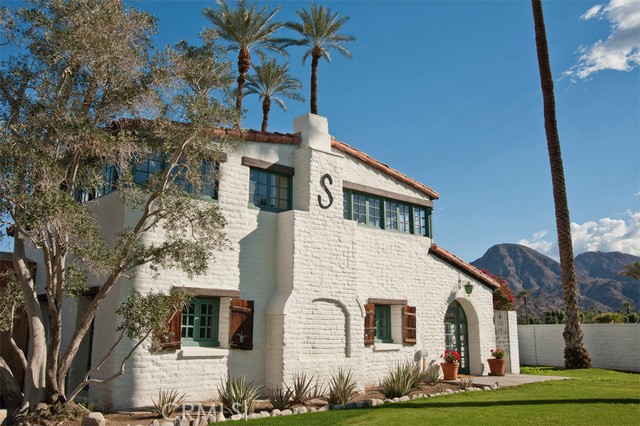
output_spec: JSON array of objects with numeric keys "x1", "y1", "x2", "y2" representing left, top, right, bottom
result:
[{"x1": 28, "y1": 115, "x2": 500, "y2": 409}]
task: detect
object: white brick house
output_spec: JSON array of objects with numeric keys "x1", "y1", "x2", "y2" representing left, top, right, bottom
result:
[{"x1": 28, "y1": 114, "x2": 501, "y2": 409}]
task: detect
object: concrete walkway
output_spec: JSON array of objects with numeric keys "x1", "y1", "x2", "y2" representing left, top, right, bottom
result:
[{"x1": 445, "y1": 373, "x2": 568, "y2": 388}]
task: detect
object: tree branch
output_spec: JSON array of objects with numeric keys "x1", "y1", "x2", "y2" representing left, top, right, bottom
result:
[{"x1": 66, "y1": 330, "x2": 150, "y2": 403}]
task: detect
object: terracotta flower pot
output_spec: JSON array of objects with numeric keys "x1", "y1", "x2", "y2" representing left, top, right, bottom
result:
[
  {"x1": 488, "y1": 358, "x2": 506, "y2": 376},
  {"x1": 441, "y1": 362, "x2": 459, "y2": 380}
]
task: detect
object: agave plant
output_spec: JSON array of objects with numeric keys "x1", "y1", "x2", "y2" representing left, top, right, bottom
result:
[
  {"x1": 266, "y1": 386, "x2": 292, "y2": 410},
  {"x1": 217, "y1": 375, "x2": 262, "y2": 415},
  {"x1": 290, "y1": 372, "x2": 314, "y2": 404},
  {"x1": 310, "y1": 376, "x2": 327, "y2": 398},
  {"x1": 426, "y1": 364, "x2": 441, "y2": 385},
  {"x1": 379, "y1": 363, "x2": 414, "y2": 399},
  {"x1": 328, "y1": 368, "x2": 357, "y2": 405},
  {"x1": 409, "y1": 362, "x2": 429, "y2": 389},
  {"x1": 151, "y1": 389, "x2": 188, "y2": 418}
]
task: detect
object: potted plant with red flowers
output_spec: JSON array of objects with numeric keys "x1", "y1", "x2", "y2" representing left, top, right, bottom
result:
[
  {"x1": 440, "y1": 349, "x2": 461, "y2": 380},
  {"x1": 488, "y1": 348, "x2": 507, "y2": 376}
]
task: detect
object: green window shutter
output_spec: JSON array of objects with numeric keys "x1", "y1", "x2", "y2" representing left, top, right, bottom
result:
[{"x1": 375, "y1": 305, "x2": 393, "y2": 343}]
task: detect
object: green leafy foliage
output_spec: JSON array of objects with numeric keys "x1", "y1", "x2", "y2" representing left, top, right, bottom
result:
[
  {"x1": 0, "y1": 271, "x2": 23, "y2": 332},
  {"x1": 379, "y1": 362, "x2": 427, "y2": 399},
  {"x1": 593, "y1": 312, "x2": 625, "y2": 323},
  {"x1": 328, "y1": 368, "x2": 357, "y2": 406},
  {"x1": 426, "y1": 364, "x2": 441, "y2": 385}
]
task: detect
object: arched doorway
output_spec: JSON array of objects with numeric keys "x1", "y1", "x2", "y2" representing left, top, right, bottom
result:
[{"x1": 444, "y1": 301, "x2": 469, "y2": 374}]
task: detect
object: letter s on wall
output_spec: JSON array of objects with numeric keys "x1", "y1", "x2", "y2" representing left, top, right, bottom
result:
[{"x1": 318, "y1": 173, "x2": 334, "y2": 209}]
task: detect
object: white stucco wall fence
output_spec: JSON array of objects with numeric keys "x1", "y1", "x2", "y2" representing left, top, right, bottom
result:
[{"x1": 518, "y1": 324, "x2": 640, "y2": 372}]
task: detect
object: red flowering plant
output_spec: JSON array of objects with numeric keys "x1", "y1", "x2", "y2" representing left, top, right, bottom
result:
[
  {"x1": 490, "y1": 348, "x2": 506, "y2": 359},
  {"x1": 481, "y1": 269, "x2": 516, "y2": 311},
  {"x1": 441, "y1": 349, "x2": 461, "y2": 363}
]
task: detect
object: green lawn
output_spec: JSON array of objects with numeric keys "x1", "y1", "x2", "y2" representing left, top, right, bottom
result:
[{"x1": 243, "y1": 368, "x2": 639, "y2": 425}]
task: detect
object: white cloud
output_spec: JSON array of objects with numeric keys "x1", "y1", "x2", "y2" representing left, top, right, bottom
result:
[
  {"x1": 582, "y1": 4, "x2": 604, "y2": 20},
  {"x1": 571, "y1": 211, "x2": 640, "y2": 255},
  {"x1": 516, "y1": 211, "x2": 640, "y2": 257},
  {"x1": 518, "y1": 230, "x2": 554, "y2": 255},
  {"x1": 567, "y1": 0, "x2": 640, "y2": 79}
]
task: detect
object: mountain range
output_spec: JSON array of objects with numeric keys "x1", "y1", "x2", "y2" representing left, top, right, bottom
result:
[{"x1": 470, "y1": 244, "x2": 639, "y2": 318}]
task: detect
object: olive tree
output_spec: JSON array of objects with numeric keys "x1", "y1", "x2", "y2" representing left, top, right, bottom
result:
[{"x1": 0, "y1": 0, "x2": 237, "y2": 412}]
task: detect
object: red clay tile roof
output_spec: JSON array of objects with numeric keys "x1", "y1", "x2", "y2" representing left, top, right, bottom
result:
[
  {"x1": 429, "y1": 244, "x2": 500, "y2": 290},
  {"x1": 331, "y1": 138, "x2": 439, "y2": 200}
]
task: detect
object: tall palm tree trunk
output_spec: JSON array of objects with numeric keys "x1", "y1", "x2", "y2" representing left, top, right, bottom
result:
[
  {"x1": 236, "y1": 48, "x2": 251, "y2": 117},
  {"x1": 531, "y1": 0, "x2": 591, "y2": 368},
  {"x1": 310, "y1": 53, "x2": 320, "y2": 114},
  {"x1": 261, "y1": 96, "x2": 271, "y2": 132}
]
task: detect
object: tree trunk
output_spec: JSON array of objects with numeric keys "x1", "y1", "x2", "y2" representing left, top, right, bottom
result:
[
  {"x1": 310, "y1": 52, "x2": 320, "y2": 115},
  {"x1": 524, "y1": 296, "x2": 529, "y2": 324},
  {"x1": 261, "y1": 96, "x2": 271, "y2": 132},
  {"x1": 13, "y1": 233, "x2": 48, "y2": 408},
  {"x1": 531, "y1": 0, "x2": 591, "y2": 369},
  {"x1": 236, "y1": 48, "x2": 251, "y2": 123},
  {"x1": 0, "y1": 356, "x2": 23, "y2": 415}
]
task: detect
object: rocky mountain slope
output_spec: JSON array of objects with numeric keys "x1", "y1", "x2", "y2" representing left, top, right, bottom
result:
[{"x1": 470, "y1": 243, "x2": 639, "y2": 317}]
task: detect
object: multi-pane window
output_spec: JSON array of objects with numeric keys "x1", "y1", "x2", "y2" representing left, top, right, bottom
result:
[
  {"x1": 249, "y1": 168, "x2": 291, "y2": 211},
  {"x1": 134, "y1": 154, "x2": 219, "y2": 199},
  {"x1": 343, "y1": 190, "x2": 432, "y2": 237},
  {"x1": 374, "y1": 305, "x2": 393, "y2": 343},
  {"x1": 75, "y1": 165, "x2": 119, "y2": 202},
  {"x1": 181, "y1": 298, "x2": 220, "y2": 347}
]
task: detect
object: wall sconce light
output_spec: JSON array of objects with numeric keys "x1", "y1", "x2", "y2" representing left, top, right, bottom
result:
[{"x1": 464, "y1": 282, "x2": 474, "y2": 296}]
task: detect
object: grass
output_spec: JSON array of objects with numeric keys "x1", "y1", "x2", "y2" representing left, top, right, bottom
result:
[{"x1": 240, "y1": 368, "x2": 639, "y2": 425}]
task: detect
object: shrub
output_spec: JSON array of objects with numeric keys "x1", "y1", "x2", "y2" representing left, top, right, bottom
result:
[
  {"x1": 310, "y1": 376, "x2": 327, "y2": 398},
  {"x1": 217, "y1": 375, "x2": 262, "y2": 415},
  {"x1": 266, "y1": 386, "x2": 292, "y2": 410},
  {"x1": 290, "y1": 372, "x2": 314, "y2": 404},
  {"x1": 328, "y1": 368, "x2": 358, "y2": 405},
  {"x1": 594, "y1": 312, "x2": 626, "y2": 323},
  {"x1": 151, "y1": 389, "x2": 187, "y2": 419}
]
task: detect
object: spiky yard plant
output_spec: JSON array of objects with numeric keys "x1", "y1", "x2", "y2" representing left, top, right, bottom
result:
[
  {"x1": 290, "y1": 372, "x2": 314, "y2": 405},
  {"x1": 217, "y1": 375, "x2": 262, "y2": 416},
  {"x1": 458, "y1": 378, "x2": 475, "y2": 390},
  {"x1": 151, "y1": 389, "x2": 188, "y2": 419},
  {"x1": 379, "y1": 363, "x2": 414, "y2": 399},
  {"x1": 266, "y1": 386, "x2": 292, "y2": 411},
  {"x1": 328, "y1": 368, "x2": 357, "y2": 405},
  {"x1": 426, "y1": 364, "x2": 441, "y2": 385},
  {"x1": 310, "y1": 376, "x2": 327, "y2": 398},
  {"x1": 409, "y1": 362, "x2": 429, "y2": 389}
]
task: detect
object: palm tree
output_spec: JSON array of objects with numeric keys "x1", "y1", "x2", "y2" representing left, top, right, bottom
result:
[
  {"x1": 245, "y1": 58, "x2": 304, "y2": 132},
  {"x1": 517, "y1": 290, "x2": 531, "y2": 324},
  {"x1": 531, "y1": 0, "x2": 591, "y2": 369},
  {"x1": 203, "y1": 0, "x2": 286, "y2": 119},
  {"x1": 284, "y1": 2, "x2": 355, "y2": 114},
  {"x1": 618, "y1": 262, "x2": 640, "y2": 280}
]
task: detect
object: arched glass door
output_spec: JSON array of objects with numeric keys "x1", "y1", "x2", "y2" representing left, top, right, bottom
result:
[{"x1": 444, "y1": 301, "x2": 469, "y2": 374}]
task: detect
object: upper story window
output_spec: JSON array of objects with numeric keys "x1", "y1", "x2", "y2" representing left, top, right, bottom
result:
[
  {"x1": 249, "y1": 168, "x2": 291, "y2": 211},
  {"x1": 134, "y1": 154, "x2": 219, "y2": 200},
  {"x1": 75, "y1": 165, "x2": 118, "y2": 202},
  {"x1": 343, "y1": 189, "x2": 432, "y2": 237}
]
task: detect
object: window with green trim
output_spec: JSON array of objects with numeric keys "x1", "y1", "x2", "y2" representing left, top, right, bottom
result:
[
  {"x1": 374, "y1": 305, "x2": 393, "y2": 343},
  {"x1": 249, "y1": 168, "x2": 291, "y2": 211},
  {"x1": 343, "y1": 190, "x2": 432, "y2": 237},
  {"x1": 181, "y1": 298, "x2": 220, "y2": 347},
  {"x1": 134, "y1": 154, "x2": 219, "y2": 200}
]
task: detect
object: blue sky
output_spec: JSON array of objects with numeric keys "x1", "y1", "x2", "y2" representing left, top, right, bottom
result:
[
  {"x1": 133, "y1": 0, "x2": 639, "y2": 262},
  {"x1": 2, "y1": 0, "x2": 639, "y2": 262}
]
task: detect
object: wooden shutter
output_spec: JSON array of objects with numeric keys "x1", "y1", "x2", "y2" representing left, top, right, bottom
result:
[
  {"x1": 158, "y1": 308, "x2": 182, "y2": 351},
  {"x1": 403, "y1": 305, "x2": 417, "y2": 345},
  {"x1": 230, "y1": 298, "x2": 254, "y2": 350},
  {"x1": 364, "y1": 303, "x2": 375, "y2": 346}
]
